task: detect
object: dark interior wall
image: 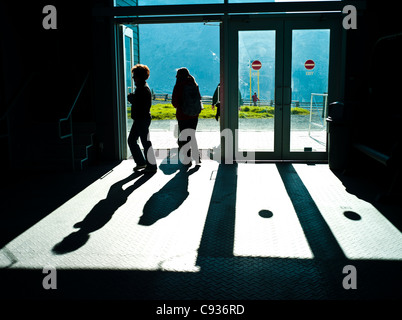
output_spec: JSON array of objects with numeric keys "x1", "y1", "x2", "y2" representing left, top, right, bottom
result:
[
  {"x1": 1, "y1": 0, "x2": 120, "y2": 169},
  {"x1": 342, "y1": 1, "x2": 402, "y2": 173},
  {"x1": 1, "y1": 1, "x2": 92, "y2": 118},
  {"x1": 344, "y1": 1, "x2": 402, "y2": 106}
]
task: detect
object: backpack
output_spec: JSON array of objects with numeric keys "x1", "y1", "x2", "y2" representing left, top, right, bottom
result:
[{"x1": 182, "y1": 83, "x2": 203, "y2": 116}]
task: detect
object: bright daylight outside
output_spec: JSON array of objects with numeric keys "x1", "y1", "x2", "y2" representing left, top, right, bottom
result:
[{"x1": 122, "y1": 0, "x2": 334, "y2": 157}]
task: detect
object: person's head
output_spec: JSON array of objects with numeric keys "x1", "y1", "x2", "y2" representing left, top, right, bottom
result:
[
  {"x1": 176, "y1": 67, "x2": 190, "y2": 80},
  {"x1": 175, "y1": 67, "x2": 197, "y2": 85},
  {"x1": 132, "y1": 64, "x2": 150, "y2": 83}
]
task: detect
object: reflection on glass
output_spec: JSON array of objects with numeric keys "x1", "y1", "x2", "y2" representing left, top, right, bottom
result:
[
  {"x1": 290, "y1": 29, "x2": 330, "y2": 152},
  {"x1": 238, "y1": 30, "x2": 276, "y2": 152}
]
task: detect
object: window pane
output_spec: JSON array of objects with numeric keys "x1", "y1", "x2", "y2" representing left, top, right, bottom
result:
[
  {"x1": 290, "y1": 29, "x2": 330, "y2": 153},
  {"x1": 238, "y1": 30, "x2": 276, "y2": 152}
]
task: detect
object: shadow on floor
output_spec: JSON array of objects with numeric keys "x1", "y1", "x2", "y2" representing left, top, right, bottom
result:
[
  {"x1": 1, "y1": 161, "x2": 401, "y2": 301},
  {"x1": 52, "y1": 171, "x2": 156, "y2": 254}
]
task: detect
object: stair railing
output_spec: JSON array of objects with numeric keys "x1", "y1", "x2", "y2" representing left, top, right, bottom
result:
[{"x1": 58, "y1": 72, "x2": 90, "y2": 171}]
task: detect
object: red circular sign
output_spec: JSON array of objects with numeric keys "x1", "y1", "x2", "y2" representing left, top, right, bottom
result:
[
  {"x1": 251, "y1": 60, "x2": 262, "y2": 70},
  {"x1": 304, "y1": 60, "x2": 315, "y2": 70}
]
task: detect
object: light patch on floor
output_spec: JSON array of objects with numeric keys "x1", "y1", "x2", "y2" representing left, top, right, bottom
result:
[
  {"x1": 0, "y1": 160, "x2": 218, "y2": 272},
  {"x1": 234, "y1": 164, "x2": 314, "y2": 259},
  {"x1": 294, "y1": 164, "x2": 402, "y2": 260}
]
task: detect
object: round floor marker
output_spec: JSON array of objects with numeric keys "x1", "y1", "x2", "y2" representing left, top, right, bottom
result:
[
  {"x1": 259, "y1": 210, "x2": 273, "y2": 218},
  {"x1": 343, "y1": 211, "x2": 362, "y2": 221}
]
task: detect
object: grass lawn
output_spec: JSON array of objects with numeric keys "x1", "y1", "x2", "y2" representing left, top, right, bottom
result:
[{"x1": 127, "y1": 103, "x2": 310, "y2": 120}]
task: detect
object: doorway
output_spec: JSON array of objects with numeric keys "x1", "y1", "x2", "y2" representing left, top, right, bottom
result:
[
  {"x1": 227, "y1": 15, "x2": 343, "y2": 161},
  {"x1": 116, "y1": 24, "x2": 139, "y2": 160},
  {"x1": 117, "y1": 21, "x2": 221, "y2": 160},
  {"x1": 115, "y1": 14, "x2": 344, "y2": 162}
]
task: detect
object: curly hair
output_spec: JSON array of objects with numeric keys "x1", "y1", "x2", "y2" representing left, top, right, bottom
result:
[{"x1": 132, "y1": 64, "x2": 150, "y2": 81}]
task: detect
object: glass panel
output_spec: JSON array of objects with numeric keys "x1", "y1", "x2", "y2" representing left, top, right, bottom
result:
[
  {"x1": 290, "y1": 29, "x2": 330, "y2": 152},
  {"x1": 238, "y1": 30, "x2": 276, "y2": 152},
  {"x1": 124, "y1": 35, "x2": 133, "y2": 95}
]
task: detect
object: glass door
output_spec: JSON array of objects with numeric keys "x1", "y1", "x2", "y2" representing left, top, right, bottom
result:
[
  {"x1": 282, "y1": 18, "x2": 342, "y2": 161},
  {"x1": 229, "y1": 15, "x2": 343, "y2": 161},
  {"x1": 238, "y1": 30, "x2": 278, "y2": 154},
  {"x1": 230, "y1": 18, "x2": 284, "y2": 161},
  {"x1": 289, "y1": 29, "x2": 330, "y2": 154}
]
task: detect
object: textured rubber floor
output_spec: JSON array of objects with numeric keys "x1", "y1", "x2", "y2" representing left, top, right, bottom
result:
[{"x1": 1, "y1": 161, "x2": 401, "y2": 300}]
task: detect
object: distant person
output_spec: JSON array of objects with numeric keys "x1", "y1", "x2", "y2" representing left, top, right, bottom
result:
[
  {"x1": 213, "y1": 83, "x2": 244, "y2": 115},
  {"x1": 127, "y1": 64, "x2": 157, "y2": 173},
  {"x1": 212, "y1": 83, "x2": 220, "y2": 121},
  {"x1": 252, "y1": 92, "x2": 259, "y2": 106},
  {"x1": 172, "y1": 67, "x2": 202, "y2": 165}
]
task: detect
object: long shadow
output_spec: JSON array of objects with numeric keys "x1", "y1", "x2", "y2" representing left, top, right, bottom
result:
[
  {"x1": 197, "y1": 163, "x2": 238, "y2": 261},
  {"x1": 139, "y1": 164, "x2": 200, "y2": 226},
  {"x1": 52, "y1": 171, "x2": 155, "y2": 254},
  {"x1": 276, "y1": 163, "x2": 346, "y2": 261},
  {"x1": 333, "y1": 167, "x2": 402, "y2": 233},
  {"x1": 0, "y1": 161, "x2": 119, "y2": 248}
]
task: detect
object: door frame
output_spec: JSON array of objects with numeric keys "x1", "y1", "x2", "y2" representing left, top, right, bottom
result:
[
  {"x1": 116, "y1": 25, "x2": 135, "y2": 161},
  {"x1": 225, "y1": 13, "x2": 345, "y2": 162},
  {"x1": 112, "y1": 13, "x2": 345, "y2": 162},
  {"x1": 282, "y1": 16, "x2": 344, "y2": 161},
  {"x1": 226, "y1": 16, "x2": 285, "y2": 161}
]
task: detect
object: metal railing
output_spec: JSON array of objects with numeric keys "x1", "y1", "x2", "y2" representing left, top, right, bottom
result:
[
  {"x1": 308, "y1": 93, "x2": 328, "y2": 137},
  {"x1": 58, "y1": 72, "x2": 90, "y2": 171}
]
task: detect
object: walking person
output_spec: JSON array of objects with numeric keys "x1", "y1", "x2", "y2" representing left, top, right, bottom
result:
[
  {"x1": 252, "y1": 92, "x2": 259, "y2": 106},
  {"x1": 212, "y1": 83, "x2": 220, "y2": 121},
  {"x1": 127, "y1": 64, "x2": 157, "y2": 173},
  {"x1": 172, "y1": 67, "x2": 202, "y2": 165}
]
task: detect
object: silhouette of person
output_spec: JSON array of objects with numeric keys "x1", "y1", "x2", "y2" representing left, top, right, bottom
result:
[
  {"x1": 52, "y1": 172, "x2": 155, "y2": 254},
  {"x1": 139, "y1": 164, "x2": 200, "y2": 226},
  {"x1": 252, "y1": 92, "x2": 259, "y2": 106},
  {"x1": 172, "y1": 67, "x2": 201, "y2": 165},
  {"x1": 212, "y1": 83, "x2": 220, "y2": 121},
  {"x1": 127, "y1": 64, "x2": 157, "y2": 173},
  {"x1": 213, "y1": 83, "x2": 244, "y2": 116}
]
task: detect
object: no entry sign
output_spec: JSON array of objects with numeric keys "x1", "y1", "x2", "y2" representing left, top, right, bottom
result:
[
  {"x1": 304, "y1": 60, "x2": 315, "y2": 70},
  {"x1": 251, "y1": 60, "x2": 262, "y2": 70}
]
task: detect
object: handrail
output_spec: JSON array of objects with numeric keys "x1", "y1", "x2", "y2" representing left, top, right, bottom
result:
[
  {"x1": 59, "y1": 72, "x2": 90, "y2": 123},
  {"x1": 58, "y1": 71, "x2": 90, "y2": 171},
  {"x1": 0, "y1": 72, "x2": 37, "y2": 121}
]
